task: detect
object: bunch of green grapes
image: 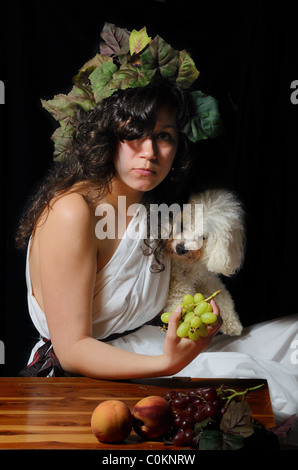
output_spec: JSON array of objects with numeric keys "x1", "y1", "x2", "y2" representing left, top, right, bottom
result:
[{"x1": 161, "y1": 290, "x2": 220, "y2": 341}]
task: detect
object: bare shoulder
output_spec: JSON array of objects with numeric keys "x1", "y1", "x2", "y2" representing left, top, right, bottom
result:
[
  {"x1": 36, "y1": 191, "x2": 95, "y2": 243},
  {"x1": 29, "y1": 191, "x2": 97, "y2": 311},
  {"x1": 51, "y1": 192, "x2": 92, "y2": 221}
]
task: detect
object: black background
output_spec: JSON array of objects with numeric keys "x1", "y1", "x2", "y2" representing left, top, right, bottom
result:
[{"x1": 1, "y1": 0, "x2": 297, "y2": 376}]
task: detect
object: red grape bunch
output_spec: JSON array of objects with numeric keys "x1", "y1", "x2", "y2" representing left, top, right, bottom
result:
[{"x1": 164, "y1": 386, "x2": 230, "y2": 447}]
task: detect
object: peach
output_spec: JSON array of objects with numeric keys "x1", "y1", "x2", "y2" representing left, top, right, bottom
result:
[
  {"x1": 132, "y1": 395, "x2": 173, "y2": 439},
  {"x1": 91, "y1": 399, "x2": 132, "y2": 443}
]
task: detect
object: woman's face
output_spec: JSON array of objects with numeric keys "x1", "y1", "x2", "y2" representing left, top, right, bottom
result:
[{"x1": 113, "y1": 104, "x2": 178, "y2": 196}]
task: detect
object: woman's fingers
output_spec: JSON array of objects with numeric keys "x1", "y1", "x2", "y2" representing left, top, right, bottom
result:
[
  {"x1": 207, "y1": 300, "x2": 222, "y2": 334},
  {"x1": 166, "y1": 306, "x2": 182, "y2": 340}
]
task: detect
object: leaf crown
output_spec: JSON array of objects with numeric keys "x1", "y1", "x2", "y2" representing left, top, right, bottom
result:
[{"x1": 41, "y1": 23, "x2": 224, "y2": 161}]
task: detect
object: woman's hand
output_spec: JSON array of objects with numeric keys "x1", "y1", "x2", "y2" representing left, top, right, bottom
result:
[{"x1": 161, "y1": 301, "x2": 222, "y2": 376}]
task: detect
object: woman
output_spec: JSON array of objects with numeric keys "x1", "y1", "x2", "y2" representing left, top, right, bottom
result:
[{"x1": 16, "y1": 69, "x2": 223, "y2": 378}]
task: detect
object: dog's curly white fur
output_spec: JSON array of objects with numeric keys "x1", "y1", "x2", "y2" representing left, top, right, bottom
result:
[{"x1": 163, "y1": 189, "x2": 245, "y2": 336}]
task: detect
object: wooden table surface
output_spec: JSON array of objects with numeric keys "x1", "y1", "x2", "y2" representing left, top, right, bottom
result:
[{"x1": 0, "y1": 376, "x2": 275, "y2": 450}]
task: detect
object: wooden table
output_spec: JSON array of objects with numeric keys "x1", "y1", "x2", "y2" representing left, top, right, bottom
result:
[{"x1": 0, "y1": 377, "x2": 275, "y2": 450}]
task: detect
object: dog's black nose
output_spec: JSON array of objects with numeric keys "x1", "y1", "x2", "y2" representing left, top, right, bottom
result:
[{"x1": 176, "y1": 244, "x2": 188, "y2": 255}]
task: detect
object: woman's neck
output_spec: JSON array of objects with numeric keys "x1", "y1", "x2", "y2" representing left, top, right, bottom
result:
[{"x1": 107, "y1": 177, "x2": 144, "y2": 209}]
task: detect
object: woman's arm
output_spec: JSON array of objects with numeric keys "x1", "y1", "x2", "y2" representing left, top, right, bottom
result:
[{"x1": 35, "y1": 193, "x2": 221, "y2": 379}]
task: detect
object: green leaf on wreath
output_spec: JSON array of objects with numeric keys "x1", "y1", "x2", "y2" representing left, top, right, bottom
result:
[
  {"x1": 41, "y1": 94, "x2": 78, "y2": 122},
  {"x1": 140, "y1": 35, "x2": 180, "y2": 81},
  {"x1": 184, "y1": 90, "x2": 224, "y2": 141},
  {"x1": 41, "y1": 84, "x2": 94, "y2": 122},
  {"x1": 51, "y1": 119, "x2": 75, "y2": 162},
  {"x1": 111, "y1": 63, "x2": 150, "y2": 90},
  {"x1": 129, "y1": 27, "x2": 151, "y2": 55},
  {"x1": 73, "y1": 54, "x2": 113, "y2": 94},
  {"x1": 67, "y1": 86, "x2": 95, "y2": 112},
  {"x1": 176, "y1": 50, "x2": 199, "y2": 89},
  {"x1": 89, "y1": 61, "x2": 118, "y2": 102}
]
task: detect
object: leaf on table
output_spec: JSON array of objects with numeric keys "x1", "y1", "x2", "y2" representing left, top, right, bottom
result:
[
  {"x1": 220, "y1": 400, "x2": 254, "y2": 438},
  {"x1": 222, "y1": 432, "x2": 245, "y2": 450},
  {"x1": 199, "y1": 430, "x2": 222, "y2": 450},
  {"x1": 199, "y1": 429, "x2": 245, "y2": 450},
  {"x1": 194, "y1": 418, "x2": 215, "y2": 434},
  {"x1": 267, "y1": 414, "x2": 296, "y2": 438}
]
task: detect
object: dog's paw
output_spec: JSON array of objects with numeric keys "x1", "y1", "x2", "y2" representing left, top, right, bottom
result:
[{"x1": 219, "y1": 313, "x2": 243, "y2": 336}]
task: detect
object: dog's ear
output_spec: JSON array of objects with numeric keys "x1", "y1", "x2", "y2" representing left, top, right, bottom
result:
[
  {"x1": 190, "y1": 190, "x2": 245, "y2": 276},
  {"x1": 203, "y1": 224, "x2": 245, "y2": 275}
]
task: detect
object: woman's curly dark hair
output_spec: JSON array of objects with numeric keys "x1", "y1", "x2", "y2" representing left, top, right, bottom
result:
[{"x1": 15, "y1": 77, "x2": 195, "y2": 270}]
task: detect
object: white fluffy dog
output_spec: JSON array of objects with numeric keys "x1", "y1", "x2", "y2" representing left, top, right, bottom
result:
[{"x1": 163, "y1": 189, "x2": 245, "y2": 336}]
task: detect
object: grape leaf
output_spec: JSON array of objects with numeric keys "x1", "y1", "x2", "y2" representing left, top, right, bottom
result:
[
  {"x1": 78, "y1": 53, "x2": 113, "y2": 74},
  {"x1": 99, "y1": 22, "x2": 130, "y2": 58},
  {"x1": 176, "y1": 50, "x2": 199, "y2": 89},
  {"x1": 41, "y1": 93, "x2": 78, "y2": 122},
  {"x1": 41, "y1": 83, "x2": 97, "y2": 161},
  {"x1": 199, "y1": 430, "x2": 245, "y2": 450},
  {"x1": 267, "y1": 414, "x2": 296, "y2": 438},
  {"x1": 220, "y1": 400, "x2": 254, "y2": 438},
  {"x1": 89, "y1": 61, "x2": 118, "y2": 102},
  {"x1": 111, "y1": 64, "x2": 150, "y2": 90},
  {"x1": 199, "y1": 430, "x2": 222, "y2": 450},
  {"x1": 51, "y1": 119, "x2": 75, "y2": 162},
  {"x1": 41, "y1": 85, "x2": 94, "y2": 122},
  {"x1": 140, "y1": 35, "x2": 180, "y2": 81},
  {"x1": 67, "y1": 85, "x2": 95, "y2": 112},
  {"x1": 222, "y1": 433, "x2": 245, "y2": 450},
  {"x1": 129, "y1": 27, "x2": 151, "y2": 55},
  {"x1": 183, "y1": 90, "x2": 224, "y2": 142},
  {"x1": 194, "y1": 418, "x2": 215, "y2": 434}
]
